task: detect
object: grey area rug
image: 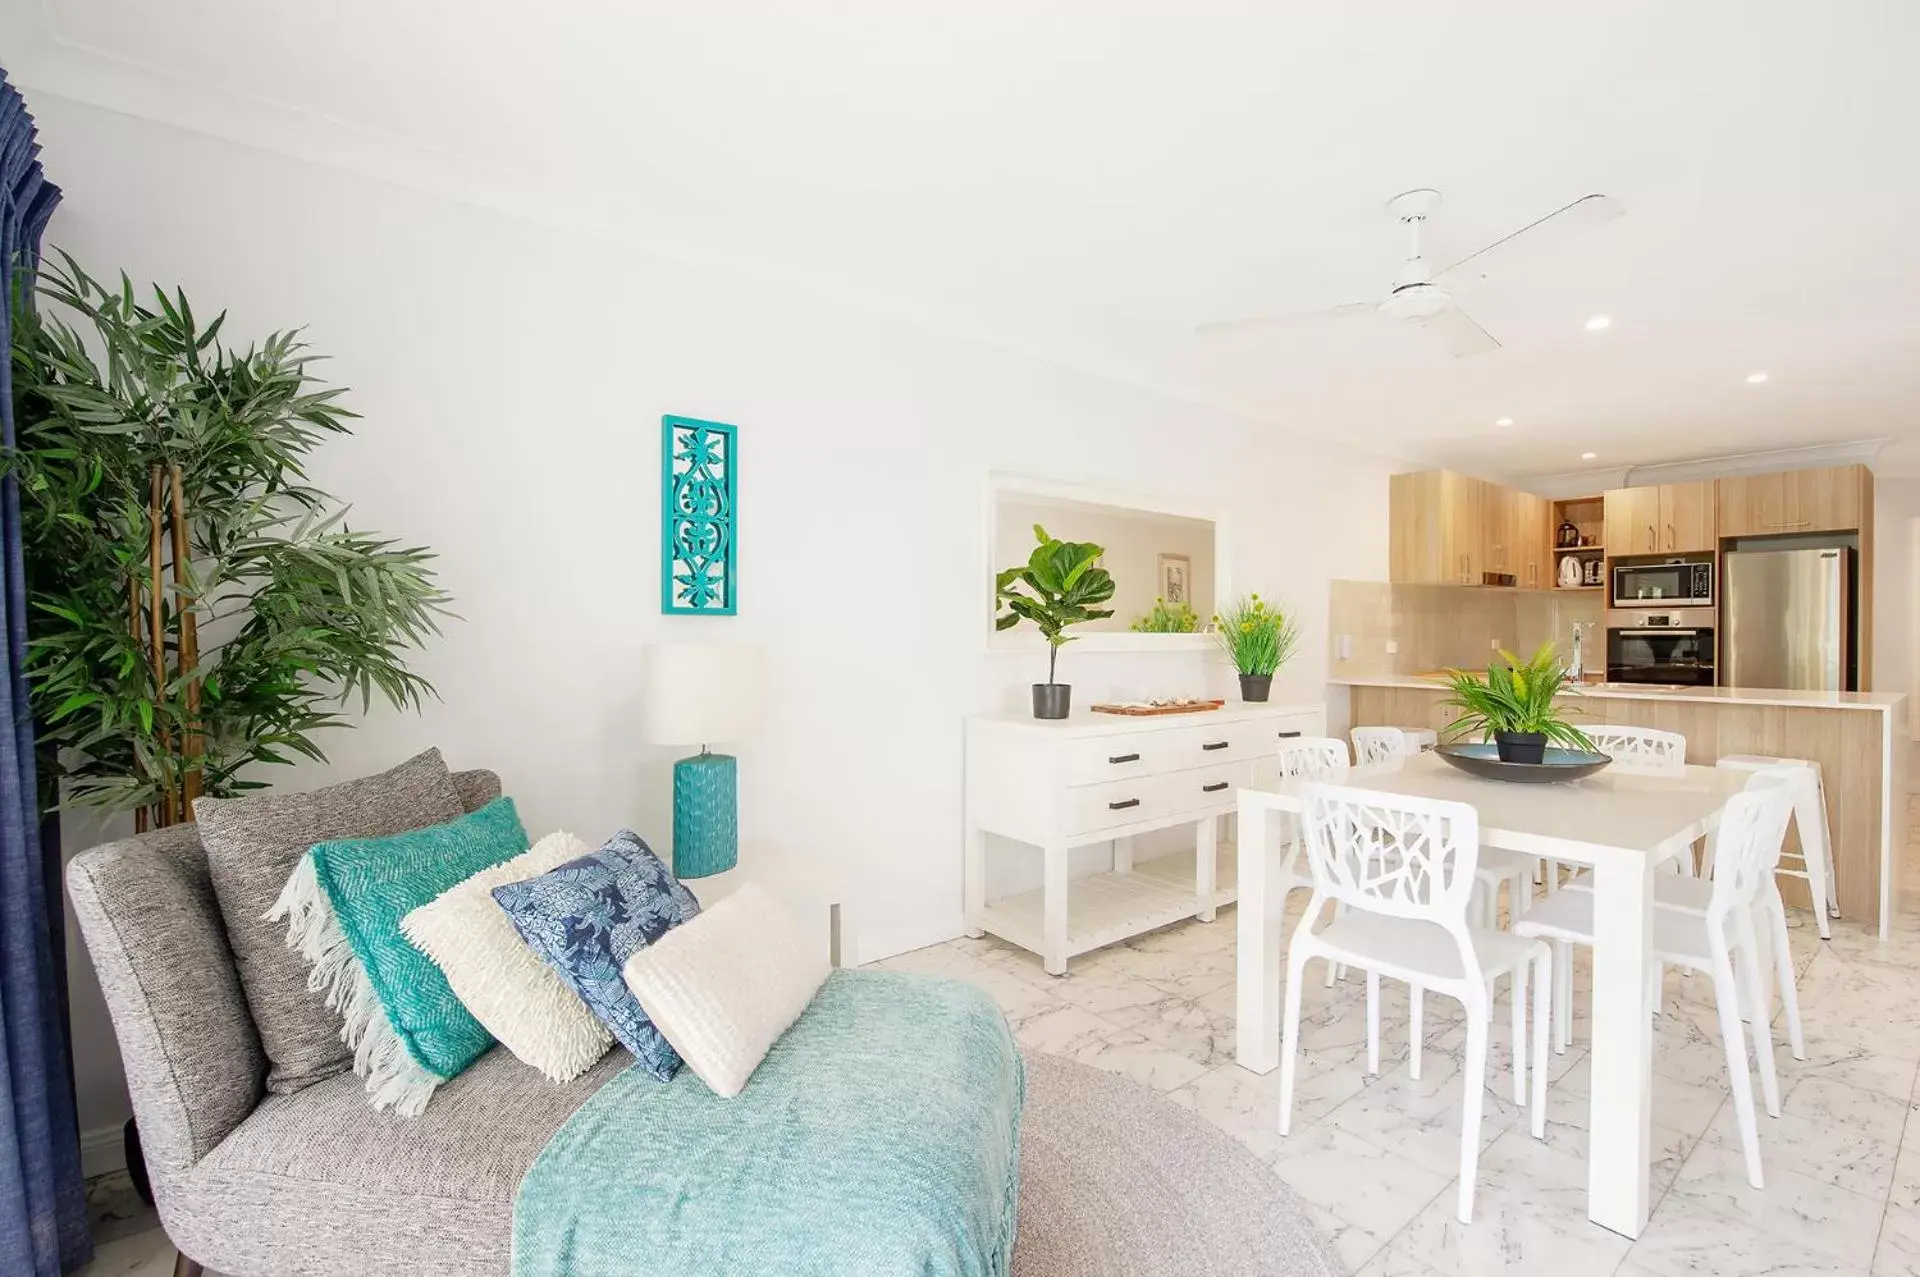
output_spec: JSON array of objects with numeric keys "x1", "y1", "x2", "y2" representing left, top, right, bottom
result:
[{"x1": 1012, "y1": 1052, "x2": 1345, "y2": 1277}]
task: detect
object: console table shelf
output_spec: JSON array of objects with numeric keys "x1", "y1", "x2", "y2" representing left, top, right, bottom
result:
[{"x1": 964, "y1": 703, "x2": 1324, "y2": 973}]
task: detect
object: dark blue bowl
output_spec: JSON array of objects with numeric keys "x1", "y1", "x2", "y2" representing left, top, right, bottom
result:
[{"x1": 1435, "y1": 742, "x2": 1612, "y2": 783}]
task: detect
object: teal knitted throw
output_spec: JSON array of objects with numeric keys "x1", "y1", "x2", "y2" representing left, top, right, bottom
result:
[{"x1": 512, "y1": 970, "x2": 1024, "y2": 1277}]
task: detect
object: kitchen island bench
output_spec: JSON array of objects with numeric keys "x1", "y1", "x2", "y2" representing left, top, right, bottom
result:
[{"x1": 1334, "y1": 677, "x2": 1909, "y2": 935}]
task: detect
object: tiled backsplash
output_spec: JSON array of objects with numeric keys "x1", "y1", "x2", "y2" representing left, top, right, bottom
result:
[{"x1": 1327, "y1": 580, "x2": 1603, "y2": 678}]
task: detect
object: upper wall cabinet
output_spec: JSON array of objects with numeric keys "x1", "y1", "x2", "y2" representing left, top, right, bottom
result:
[
  {"x1": 1716, "y1": 464, "x2": 1869, "y2": 538},
  {"x1": 1602, "y1": 481, "x2": 1716, "y2": 555},
  {"x1": 1389, "y1": 470, "x2": 1547, "y2": 586}
]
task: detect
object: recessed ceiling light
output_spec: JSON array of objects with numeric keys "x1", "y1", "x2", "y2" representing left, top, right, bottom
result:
[
  {"x1": 1581, "y1": 452, "x2": 1598, "y2": 460},
  {"x1": 1584, "y1": 314, "x2": 1612, "y2": 331},
  {"x1": 1495, "y1": 417, "x2": 1514, "y2": 427},
  {"x1": 1746, "y1": 371, "x2": 1770, "y2": 384}
]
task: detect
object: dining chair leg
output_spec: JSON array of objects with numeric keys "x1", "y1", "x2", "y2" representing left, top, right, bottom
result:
[
  {"x1": 1711, "y1": 943, "x2": 1766, "y2": 1189},
  {"x1": 1366, "y1": 970, "x2": 1382, "y2": 1075},
  {"x1": 1509, "y1": 962, "x2": 1528, "y2": 1105},
  {"x1": 1736, "y1": 921, "x2": 1783, "y2": 1118},
  {"x1": 1766, "y1": 891, "x2": 1807, "y2": 1060},
  {"x1": 1529, "y1": 949, "x2": 1551, "y2": 1138},
  {"x1": 1457, "y1": 1006, "x2": 1490, "y2": 1223},
  {"x1": 1409, "y1": 984, "x2": 1424, "y2": 1081},
  {"x1": 1554, "y1": 941, "x2": 1572, "y2": 1054},
  {"x1": 1277, "y1": 960, "x2": 1307, "y2": 1137},
  {"x1": 1795, "y1": 767, "x2": 1837, "y2": 937}
]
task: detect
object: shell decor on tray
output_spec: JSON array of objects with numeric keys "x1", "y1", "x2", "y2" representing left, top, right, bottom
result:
[{"x1": 1091, "y1": 698, "x2": 1226, "y2": 717}]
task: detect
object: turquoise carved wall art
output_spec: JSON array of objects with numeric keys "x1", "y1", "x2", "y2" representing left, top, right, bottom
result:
[{"x1": 661, "y1": 415, "x2": 737, "y2": 615}]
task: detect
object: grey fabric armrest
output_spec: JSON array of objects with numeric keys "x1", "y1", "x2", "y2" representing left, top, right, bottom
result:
[
  {"x1": 67, "y1": 824, "x2": 267, "y2": 1178},
  {"x1": 451, "y1": 768, "x2": 502, "y2": 814}
]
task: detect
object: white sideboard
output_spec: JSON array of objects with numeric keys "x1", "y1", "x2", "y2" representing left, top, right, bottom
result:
[{"x1": 964, "y1": 702, "x2": 1328, "y2": 974}]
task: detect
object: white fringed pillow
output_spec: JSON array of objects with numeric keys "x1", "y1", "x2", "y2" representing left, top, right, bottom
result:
[
  {"x1": 401, "y1": 831, "x2": 614, "y2": 1082},
  {"x1": 621, "y1": 882, "x2": 829, "y2": 1098}
]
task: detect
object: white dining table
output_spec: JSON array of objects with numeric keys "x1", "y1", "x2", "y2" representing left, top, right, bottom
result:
[{"x1": 1233, "y1": 751, "x2": 1750, "y2": 1240}]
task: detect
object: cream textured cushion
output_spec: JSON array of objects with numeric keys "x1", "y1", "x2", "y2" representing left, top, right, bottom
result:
[
  {"x1": 621, "y1": 881, "x2": 830, "y2": 1098},
  {"x1": 400, "y1": 831, "x2": 613, "y2": 1082}
]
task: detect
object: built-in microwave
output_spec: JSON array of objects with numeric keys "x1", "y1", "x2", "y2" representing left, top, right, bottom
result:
[{"x1": 1611, "y1": 554, "x2": 1714, "y2": 608}]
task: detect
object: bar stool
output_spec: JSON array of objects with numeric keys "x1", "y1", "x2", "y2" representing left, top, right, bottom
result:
[{"x1": 1716, "y1": 755, "x2": 1838, "y2": 940}]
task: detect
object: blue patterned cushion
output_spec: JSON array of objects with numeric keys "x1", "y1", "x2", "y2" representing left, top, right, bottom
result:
[{"x1": 491, "y1": 831, "x2": 700, "y2": 1080}]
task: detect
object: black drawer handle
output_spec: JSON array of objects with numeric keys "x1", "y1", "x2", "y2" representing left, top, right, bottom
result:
[
  {"x1": 1107, "y1": 753, "x2": 1140, "y2": 765},
  {"x1": 1202, "y1": 781, "x2": 1229, "y2": 793},
  {"x1": 1108, "y1": 798, "x2": 1141, "y2": 811},
  {"x1": 1202, "y1": 740, "x2": 1230, "y2": 751},
  {"x1": 1277, "y1": 730, "x2": 1302, "y2": 739}
]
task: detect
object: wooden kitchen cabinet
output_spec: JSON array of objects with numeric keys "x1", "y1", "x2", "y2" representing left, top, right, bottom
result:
[
  {"x1": 1659, "y1": 481, "x2": 1716, "y2": 552},
  {"x1": 1604, "y1": 482, "x2": 1716, "y2": 555},
  {"x1": 1389, "y1": 469, "x2": 1488, "y2": 585},
  {"x1": 1511, "y1": 491, "x2": 1551, "y2": 589},
  {"x1": 1603, "y1": 486, "x2": 1663, "y2": 556},
  {"x1": 1718, "y1": 464, "x2": 1867, "y2": 537}
]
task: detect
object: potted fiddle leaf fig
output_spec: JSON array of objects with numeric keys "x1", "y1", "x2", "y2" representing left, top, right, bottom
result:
[
  {"x1": 1439, "y1": 642, "x2": 1595, "y2": 763},
  {"x1": 995, "y1": 525, "x2": 1115, "y2": 719}
]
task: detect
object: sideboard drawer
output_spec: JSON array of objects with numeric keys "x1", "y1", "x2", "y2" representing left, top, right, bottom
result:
[
  {"x1": 1062, "y1": 737, "x2": 1167, "y2": 786},
  {"x1": 1160, "y1": 719, "x2": 1275, "y2": 769},
  {"x1": 1163, "y1": 760, "x2": 1256, "y2": 816},
  {"x1": 1066, "y1": 775, "x2": 1166, "y2": 835}
]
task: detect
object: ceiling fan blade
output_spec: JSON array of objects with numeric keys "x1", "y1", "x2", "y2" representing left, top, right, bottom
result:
[
  {"x1": 1433, "y1": 193, "x2": 1625, "y2": 287},
  {"x1": 1194, "y1": 301, "x2": 1375, "y2": 337},
  {"x1": 1417, "y1": 304, "x2": 1501, "y2": 358}
]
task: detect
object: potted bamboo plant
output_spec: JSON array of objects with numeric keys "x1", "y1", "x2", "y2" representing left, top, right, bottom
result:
[
  {"x1": 1213, "y1": 594, "x2": 1300, "y2": 702},
  {"x1": 995, "y1": 525, "x2": 1115, "y2": 719},
  {"x1": 1438, "y1": 643, "x2": 1595, "y2": 763}
]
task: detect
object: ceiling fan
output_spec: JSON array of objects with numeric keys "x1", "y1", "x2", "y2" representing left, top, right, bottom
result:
[{"x1": 1195, "y1": 189, "x2": 1625, "y2": 357}]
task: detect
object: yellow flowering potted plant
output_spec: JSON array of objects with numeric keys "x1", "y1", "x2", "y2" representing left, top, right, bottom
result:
[{"x1": 1213, "y1": 594, "x2": 1300, "y2": 702}]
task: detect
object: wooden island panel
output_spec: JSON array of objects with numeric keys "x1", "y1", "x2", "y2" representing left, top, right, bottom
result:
[{"x1": 1349, "y1": 684, "x2": 1906, "y2": 923}]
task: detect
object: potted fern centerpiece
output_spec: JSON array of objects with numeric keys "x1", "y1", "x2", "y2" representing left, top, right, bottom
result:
[
  {"x1": 1438, "y1": 643, "x2": 1595, "y2": 764},
  {"x1": 995, "y1": 525, "x2": 1115, "y2": 719}
]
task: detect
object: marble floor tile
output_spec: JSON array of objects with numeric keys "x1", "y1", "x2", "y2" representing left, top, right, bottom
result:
[
  {"x1": 1268, "y1": 1121, "x2": 1452, "y2": 1249},
  {"x1": 1623, "y1": 1187, "x2": 1872, "y2": 1276},
  {"x1": 1702, "y1": 1101, "x2": 1899, "y2": 1200},
  {"x1": 1315, "y1": 1052, "x2": 1524, "y2": 1180},
  {"x1": 1354, "y1": 1246, "x2": 1449, "y2": 1277},
  {"x1": 1004, "y1": 1000, "x2": 1114, "y2": 1055},
  {"x1": 1890, "y1": 1106, "x2": 1920, "y2": 1213},
  {"x1": 1387, "y1": 1129, "x2": 1634, "y2": 1277},
  {"x1": 1875, "y1": 1205, "x2": 1920, "y2": 1276},
  {"x1": 1667, "y1": 1140, "x2": 1886, "y2": 1268},
  {"x1": 1069, "y1": 1027, "x2": 1209, "y2": 1091}
]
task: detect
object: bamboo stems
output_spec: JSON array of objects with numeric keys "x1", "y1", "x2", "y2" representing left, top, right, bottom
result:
[{"x1": 169, "y1": 464, "x2": 201, "y2": 809}]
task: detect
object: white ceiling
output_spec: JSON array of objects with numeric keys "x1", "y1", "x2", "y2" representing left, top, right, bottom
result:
[{"x1": 10, "y1": 1, "x2": 1920, "y2": 478}]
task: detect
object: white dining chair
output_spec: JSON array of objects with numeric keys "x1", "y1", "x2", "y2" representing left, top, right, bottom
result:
[
  {"x1": 1716, "y1": 755, "x2": 1838, "y2": 939},
  {"x1": 1279, "y1": 782, "x2": 1550, "y2": 1223},
  {"x1": 1348, "y1": 727, "x2": 1536, "y2": 930},
  {"x1": 1350, "y1": 726, "x2": 1412, "y2": 765},
  {"x1": 1544, "y1": 725, "x2": 1691, "y2": 890},
  {"x1": 1511, "y1": 779, "x2": 1796, "y2": 1189}
]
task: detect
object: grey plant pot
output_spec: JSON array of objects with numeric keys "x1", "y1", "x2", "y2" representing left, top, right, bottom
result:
[{"x1": 1032, "y1": 683, "x2": 1072, "y2": 719}]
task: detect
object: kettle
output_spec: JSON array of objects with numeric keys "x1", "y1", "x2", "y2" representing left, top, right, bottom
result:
[
  {"x1": 1558, "y1": 556, "x2": 1584, "y2": 588},
  {"x1": 1556, "y1": 520, "x2": 1581, "y2": 548}
]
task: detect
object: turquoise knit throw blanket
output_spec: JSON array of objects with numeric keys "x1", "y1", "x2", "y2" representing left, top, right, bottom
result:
[{"x1": 512, "y1": 970, "x2": 1024, "y2": 1277}]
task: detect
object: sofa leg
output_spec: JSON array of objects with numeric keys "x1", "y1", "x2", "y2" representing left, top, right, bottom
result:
[{"x1": 173, "y1": 1250, "x2": 203, "y2": 1277}]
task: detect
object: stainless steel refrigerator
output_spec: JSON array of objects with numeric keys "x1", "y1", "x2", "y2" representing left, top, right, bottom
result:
[{"x1": 1721, "y1": 546, "x2": 1856, "y2": 691}]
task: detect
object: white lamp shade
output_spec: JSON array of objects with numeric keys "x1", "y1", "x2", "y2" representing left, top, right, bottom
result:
[{"x1": 638, "y1": 643, "x2": 763, "y2": 747}]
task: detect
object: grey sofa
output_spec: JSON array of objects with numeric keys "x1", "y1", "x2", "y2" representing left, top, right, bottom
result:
[{"x1": 67, "y1": 769, "x2": 630, "y2": 1277}]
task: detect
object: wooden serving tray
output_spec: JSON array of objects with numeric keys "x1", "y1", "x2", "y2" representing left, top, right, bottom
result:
[{"x1": 1090, "y1": 700, "x2": 1226, "y2": 717}]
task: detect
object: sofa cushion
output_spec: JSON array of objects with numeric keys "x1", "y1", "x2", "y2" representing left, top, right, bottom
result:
[
  {"x1": 622, "y1": 882, "x2": 829, "y2": 1098},
  {"x1": 273, "y1": 797, "x2": 532, "y2": 1114},
  {"x1": 401, "y1": 831, "x2": 614, "y2": 1083},
  {"x1": 196, "y1": 748, "x2": 465, "y2": 1094},
  {"x1": 168, "y1": 1044, "x2": 632, "y2": 1277},
  {"x1": 490, "y1": 830, "x2": 699, "y2": 1081}
]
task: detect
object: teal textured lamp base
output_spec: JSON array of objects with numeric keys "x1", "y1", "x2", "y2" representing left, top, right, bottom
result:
[{"x1": 671, "y1": 751, "x2": 737, "y2": 879}]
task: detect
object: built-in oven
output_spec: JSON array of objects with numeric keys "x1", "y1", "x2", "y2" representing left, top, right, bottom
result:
[
  {"x1": 1611, "y1": 554, "x2": 1715, "y2": 609},
  {"x1": 1605, "y1": 608, "x2": 1717, "y2": 687}
]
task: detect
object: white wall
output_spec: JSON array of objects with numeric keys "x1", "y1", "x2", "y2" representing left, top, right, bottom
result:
[
  {"x1": 30, "y1": 94, "x2": 1398, "y2": 1147},
  {"x1": 1873, "y1": 477, "x2": 1920, "y2": 734}
]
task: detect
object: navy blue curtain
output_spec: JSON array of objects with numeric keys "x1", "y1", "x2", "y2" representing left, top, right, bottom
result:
[{"x1": 0, "y1": 68, "x2": 89, "y2": 1277}]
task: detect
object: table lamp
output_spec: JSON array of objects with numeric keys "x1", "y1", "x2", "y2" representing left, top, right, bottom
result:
[{"x1": 638, "y1": 642, "x2": 763, "y2": 879}]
